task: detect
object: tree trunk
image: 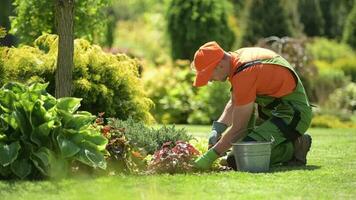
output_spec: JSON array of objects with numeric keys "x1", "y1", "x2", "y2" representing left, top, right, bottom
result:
[{"x1": 54, "y1": 0, "x2": 74, "y2": 98}]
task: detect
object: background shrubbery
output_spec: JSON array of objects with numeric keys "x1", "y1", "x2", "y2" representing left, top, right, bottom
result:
[{"x1": 0, "y1": 34, "x2": 153, "y2": 123}]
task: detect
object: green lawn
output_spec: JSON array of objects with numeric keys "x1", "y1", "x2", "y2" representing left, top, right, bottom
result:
[{"x1": 1, "y1": 126, "x2": 356, "y2": 200}]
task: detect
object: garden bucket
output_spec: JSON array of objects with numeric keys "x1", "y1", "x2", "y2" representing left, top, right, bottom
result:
[{"x1": 232, "y1": 141, "x2": 271, "y2": 172}]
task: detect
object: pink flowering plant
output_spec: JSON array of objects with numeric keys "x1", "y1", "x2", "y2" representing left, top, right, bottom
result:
[{"x1": 148, "y1": 140, "x2": 201, "y2": 174}]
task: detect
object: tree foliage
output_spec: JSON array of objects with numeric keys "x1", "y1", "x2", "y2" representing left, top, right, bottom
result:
[
  {"x1": 167, "y1": 0, "x2": 235, "y2": 60},
  {"x1": 343, "y1": 2, "x2": 356, "y2": 49},
  {"x1": 11, "y1": 0, "x2": 111, "y2": 44},
  {"x1": 320, "y1": 0, "x2": 354, "y2": 40},
  {"x1": 241, "y1": 0, "x2": 292, "y2": 46},
  {"x1": 298, "y1": 0, "x2": 325, "y2": 37}
]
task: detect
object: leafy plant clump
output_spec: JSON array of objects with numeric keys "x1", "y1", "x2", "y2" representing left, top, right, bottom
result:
[
  {"x1": 107, "y1": 118, "x2": 193, "y2": 155},
  {"x1": 94, "y1": 113, "x2": 146, "y2": 174},
  {"x1": 0, "y1": 82, "x2": 107, "y2": 179},
  {"x1": 147, "y1": 141, "x2": 200, "y2": 174}
]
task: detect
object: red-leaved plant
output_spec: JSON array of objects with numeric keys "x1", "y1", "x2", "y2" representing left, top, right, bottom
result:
[{"x1": 148, "y1": 141, "x2": 200, "y2": 174}]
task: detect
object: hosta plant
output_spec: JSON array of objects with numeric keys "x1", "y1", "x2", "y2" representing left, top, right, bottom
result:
[
  {"x1": 0, "y1": 82, "x2": 107, "y2": 179},
  {"x1": 147, "y1": 141, "x2": 200, "y2": 174}
]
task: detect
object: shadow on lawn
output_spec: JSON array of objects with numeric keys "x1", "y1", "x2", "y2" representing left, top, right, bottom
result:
[{"x1": 270, "y1": 165, "x2": 321, "y2": 173}]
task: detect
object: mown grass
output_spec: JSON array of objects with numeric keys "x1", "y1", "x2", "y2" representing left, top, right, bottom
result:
[{"x1": 1, "y1": 127, "x2": 355, "y2": 200}]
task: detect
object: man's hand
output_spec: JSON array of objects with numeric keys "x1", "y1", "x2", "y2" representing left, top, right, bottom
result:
[
  {"x1": 208, "y1": 121, "x2": 228, "y2": 149},
  {"x1": 194, "y1": 148, "x2": 219, "y2": 170}
]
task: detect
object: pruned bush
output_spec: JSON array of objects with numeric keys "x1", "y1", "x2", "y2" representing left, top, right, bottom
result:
[{"x1": 0, "y1": 34, "x2": 153, "y2": 123}]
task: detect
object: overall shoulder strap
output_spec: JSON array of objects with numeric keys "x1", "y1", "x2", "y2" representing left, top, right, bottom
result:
[{"x1": 233, "y1": 60, "x2": 262, "y2": 77}]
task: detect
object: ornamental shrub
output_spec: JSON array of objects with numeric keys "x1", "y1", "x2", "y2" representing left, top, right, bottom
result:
[
  {"x1": 0, "y1": 34, "x2": 153, "y2": 123},
  {"x1": 167, "y1": 0, "x2": 235, "y2": 60}
]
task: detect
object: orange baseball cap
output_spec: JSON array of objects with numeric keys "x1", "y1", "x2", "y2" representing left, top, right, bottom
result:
[{"x1": 191, "y1": 41, "x2": 224, "y2": 87}]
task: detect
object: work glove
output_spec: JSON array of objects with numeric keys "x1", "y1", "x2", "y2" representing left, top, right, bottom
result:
[
  {"x1": 194, "y1": 148, "x2": 219, "y2": 170},
  {"x1": 208, "y1": 121, "x2": 228, "y2": 149}
]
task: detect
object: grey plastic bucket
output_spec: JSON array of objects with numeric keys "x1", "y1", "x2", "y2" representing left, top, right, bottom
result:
[{"x1": 232, "y1": 141, "x2": 272, "y2": 172}]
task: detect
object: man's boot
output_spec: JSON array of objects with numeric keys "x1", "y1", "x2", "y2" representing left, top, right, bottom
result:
[{"x1": 286, "y1": 134, "x2": 312, "y2": 166}]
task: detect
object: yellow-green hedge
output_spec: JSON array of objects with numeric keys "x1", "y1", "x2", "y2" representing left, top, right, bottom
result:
[{"x1": 0, "y1": 34, "x2": 153, "y2": 123}]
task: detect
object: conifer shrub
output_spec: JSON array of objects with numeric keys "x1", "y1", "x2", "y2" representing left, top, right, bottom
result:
[{"x1": 0, "y1": 34, "x2": 153, "y2": 123}]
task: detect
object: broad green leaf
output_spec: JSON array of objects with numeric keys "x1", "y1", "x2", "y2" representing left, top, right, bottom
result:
[
  {"x1": 2, "y1": 82, "x2": 26, "y2": 94},
  {"x1": 10, "y1": 158, "x2": 32, "y2": 179},
  {"x1": 80, "y1": 130, "x2": 107, "y2": 147},
  {"x1": 31, "y1": 147, "x2": 66, "y2": 178},
  {"x1": 56, "y1": 97, "x2": 82, "y2": 114},
  {"x1": 0, "y1": 164, "x2": 11, "y2": 177},
  {"x1": 64, "y1": 114, "x2": 95, "y2": 130},
  {"x1": 57, "y1": 135, "x2": 80, "y2": 158},
  {"x1": 76, "y1": 142, "x2": 106, "y2": 170},
  {"x1": 0, "y1": 90, "x2": 17, "y2": 112},
  {"x1": 0, "y1": 113, "x2": 17, "y2": 130},
  {"x1": 28, "y1": 82, "x2": 49, "y2": 93},
  {"x1": 13, "y1": 105, "x2": 32, "y2": 136},
  {"x1": 30, "y1": 119, "x2": 55, "y2": 147},
  {"x1": 30, "y1": 100, "x2": 48, "y2": 127},
  {"x1": 0, "y1": 141, "x2": 20, "y2": 166},
  {"x1": 31, "y1": 147, "x2": 52, "y2": 176},
  {"x1": 39, "y1": 120, "x2": 55, "y2": 136},
  {"x1": 57, "y1": 110, "x2": 74, "y2": 126},
  {"x1": 42, "y1": 94, "x2": 57, "y2": 110}
]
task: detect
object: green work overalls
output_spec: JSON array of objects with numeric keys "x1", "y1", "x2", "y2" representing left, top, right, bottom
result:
[{"x1": 232, "y1": 56, "x2": 313, "y2": 165}]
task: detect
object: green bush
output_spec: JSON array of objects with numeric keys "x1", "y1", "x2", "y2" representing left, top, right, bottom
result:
[
  {"x1": 0, "y1": 82, "x2": 107, "y2": 179},
  {"x1": 143, "y1": 62, "x2": 196, "y2": 124},
  {"x1": 0, "y1": 34, "x2": 153, "y2": 123},
  {"x1": 167, "y1": 0, "x2": 235, "y2": 60},
  {"x1": 11, "y1": 0, "x2": 111, "y2": 44},
  {"x1": 325, "y1": 82, "x2": 356, "y2": 115},
  {"x1": 143, "y1": 61, "x2": 230, "y2": 125},
  {"x1": 107, "y1": 118, "x2": 193, "y2": 155},
  {"x1": 310, "y1": 66, "x2": 349, "y2": 104},
  {"x1": 188, "y1": 82, "x2": 230, "y2": 124},
  {"x1": 306, "y1": 37, "x2": 355, "y2": 62},
  {"x1": 333, "y1": 58, "x2": 356, "y2": 82}
]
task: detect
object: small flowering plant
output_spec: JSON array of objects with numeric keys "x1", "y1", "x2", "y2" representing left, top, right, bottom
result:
[{"x1": 148, "y1": 140, "x2": 201, "y2": 174}]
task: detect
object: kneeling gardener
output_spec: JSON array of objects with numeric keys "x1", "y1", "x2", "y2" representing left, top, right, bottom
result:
[{"x1": 192, "y1": 41, "x2": 313, "y2": 170}]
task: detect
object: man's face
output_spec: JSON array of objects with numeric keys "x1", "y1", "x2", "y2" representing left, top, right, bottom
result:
[{"x1": 210, "y1": 60, "x2": 228, "y2": 82}]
